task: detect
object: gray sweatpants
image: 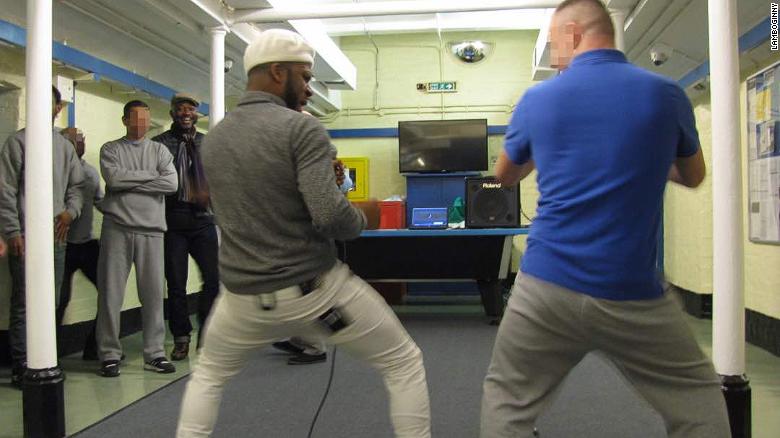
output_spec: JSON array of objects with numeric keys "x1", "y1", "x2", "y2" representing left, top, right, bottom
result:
[
  {"x1": 96, "y1": 220, "x2": 166, "y2": 362},
  {"x1": 481, "y1": 273, "x2": 730, "y2": 438}
]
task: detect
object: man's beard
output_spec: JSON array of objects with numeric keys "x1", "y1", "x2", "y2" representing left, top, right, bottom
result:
[{"x1": 283, "y1": 76, "x2": 299, "y2": 110}]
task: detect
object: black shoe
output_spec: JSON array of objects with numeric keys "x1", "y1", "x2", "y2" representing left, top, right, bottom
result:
[
  {"x1": 272, "y1": 341, "x2": 305, "y2": 355},
  {"x1": 100, "y1": 360, "x2": 120, "y2": 378},
  {"x1": 171, "y1": 342, "x2": 189, "y2": 361},
  {"x1": 144, "y1": 357, "x2": 176, "y2": 374},
  {"x1": 287, "y1": 352, "x2": 327, "y2": 365}
]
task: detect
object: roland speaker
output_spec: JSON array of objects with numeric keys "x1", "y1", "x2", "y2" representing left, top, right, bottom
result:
[{"x1": 466, "y1": 177, "x2": 519, "y2": 228}]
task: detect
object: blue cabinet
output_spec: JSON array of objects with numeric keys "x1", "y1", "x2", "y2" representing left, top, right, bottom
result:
[{"x1": 404, "y1": 172, "x2": 480, "y2": 225}]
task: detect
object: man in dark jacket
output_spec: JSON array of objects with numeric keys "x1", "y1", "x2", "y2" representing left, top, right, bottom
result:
[{"x1": 152, "y1": 94, "x2": 219, "y2": 361}]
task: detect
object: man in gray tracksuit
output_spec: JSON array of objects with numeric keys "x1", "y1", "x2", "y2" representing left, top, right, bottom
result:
[
  {"x1": 96, "y1": 100, "x2": 178, "y2": 377},
  {"x1": 0, "y1": 86, "x2": 85, "y2": 388}
]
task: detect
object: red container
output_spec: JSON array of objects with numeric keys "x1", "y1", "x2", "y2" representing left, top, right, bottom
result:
[{"x1": 379, "y1": 201, "x2": 406, "y2": 229}]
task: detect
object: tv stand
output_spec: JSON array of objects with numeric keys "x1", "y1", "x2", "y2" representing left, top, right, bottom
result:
[{"x1": 343, "y1": 228, "x2": 529, "y2": 318}]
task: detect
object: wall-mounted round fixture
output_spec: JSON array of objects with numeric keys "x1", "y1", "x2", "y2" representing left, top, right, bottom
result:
[
  {"x1": 448, "y1": 41, "x2": 493, "y2": 64},
  {"x1": 224, "y1": 58, "x2": 234, "y2": 73},
  {"x1": 649, "y1": 43, "x2": 672, "y2": 66},
  {"x1": 692, "y1": 77, "x2": 709, "y2": 92}
]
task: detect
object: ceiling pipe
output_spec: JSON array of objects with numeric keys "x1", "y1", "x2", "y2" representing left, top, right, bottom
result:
[
  {"x1": 626, "y1": 0, "x2": 693, "y2": 60},
  {"x1": 623, "y1": 0, "x2": 652, "y2": 30},
  {"x1": 64, "y1": 0, "x2": 246, "y2": 94},
  {"x1": 230, "y1": 0, "x2": 562, "y2": 23},
  {"x1": 187, "y1": 0, "x2": 263, "y2": 45},
  {"x1": 141, "y1": 0, "x2": 205, "y2": 34},
  {"x1": 62, "y1": 0, "x2": 214, "y2": 78}
]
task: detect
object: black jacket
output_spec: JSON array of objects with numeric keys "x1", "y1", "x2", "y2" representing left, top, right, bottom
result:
[{"x1": 152, "y1": 129, "x2": 214, "y2": 230}]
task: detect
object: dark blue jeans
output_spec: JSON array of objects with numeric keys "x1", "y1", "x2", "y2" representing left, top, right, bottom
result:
[
  {"x1": 164, "y1": 224, "x2": 219, "y2": 344},
  {"x1": 8, "y1": 242, "x2": 66, "y2": 366}
]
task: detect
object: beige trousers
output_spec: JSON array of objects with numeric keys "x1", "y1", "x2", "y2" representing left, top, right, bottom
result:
[
  {"x1": 176, "y1": 261, "x2": 431, "y2": 438},
  {"x1": 481, "y1": 273, "x2": 730, "y2": 438}
]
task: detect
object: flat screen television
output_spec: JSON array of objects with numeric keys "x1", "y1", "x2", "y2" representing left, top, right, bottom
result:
[{"x1": 398, "y1": 119, "x2": 488, "y2": 173}]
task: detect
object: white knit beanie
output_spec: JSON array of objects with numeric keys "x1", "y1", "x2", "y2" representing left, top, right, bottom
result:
[{"x1": 243, "y1": 29, "x2": 315, "y2": 75}]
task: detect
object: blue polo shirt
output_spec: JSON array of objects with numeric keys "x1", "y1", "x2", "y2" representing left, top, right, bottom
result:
[{"x1": 505, "y1": 49, "x2": 700, "y2": 300}]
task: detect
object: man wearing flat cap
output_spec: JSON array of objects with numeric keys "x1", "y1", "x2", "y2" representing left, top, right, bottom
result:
[
  {"x1": 152, "y1": 94, "x2": 219, "y2": 361},
  {"x1": 176, "y1": 28, "x2": 431, "y2": 438}
]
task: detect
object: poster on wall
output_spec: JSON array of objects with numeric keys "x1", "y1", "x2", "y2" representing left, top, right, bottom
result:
[{"x1": 747, "y1": 61, "x2": 780, "y2": 244}]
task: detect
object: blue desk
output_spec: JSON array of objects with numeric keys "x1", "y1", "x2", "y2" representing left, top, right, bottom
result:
[
  {"x1": 360, "y1": 228, "x2": 527, "y2": 237},
  {"x1": 343, "y1": 228, "x2": 529, "y2": 317}
]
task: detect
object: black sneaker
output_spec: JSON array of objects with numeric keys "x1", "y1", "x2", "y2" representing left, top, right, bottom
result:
[
  {"x1": 272, "y1": 340, "x2": 305, "y2": 355},
  {"x1": 287, "y1": 352, "x2": 327, "y2": 365},
  {"x1": 100, "y1": 360, "x2": 120, "y2": 377},
  {"x1": 171, "y1": 342, "x2": 190, "y2": 361},
  {"x1": 144, "y1": 357, "x2": 176, "y2": 374}
]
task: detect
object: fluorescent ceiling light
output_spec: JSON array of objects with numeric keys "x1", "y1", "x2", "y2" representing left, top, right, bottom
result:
[
  {"x1": 232, "y1": 0, "x2": 562, "y2": 23},
  {"x1": 321, "y1": 9, "x2": 553, "y2": 35}
]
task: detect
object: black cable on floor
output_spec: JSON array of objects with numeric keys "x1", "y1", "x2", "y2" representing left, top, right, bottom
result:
[{"x1": 307, "y1": 346, "x2": 337, "y2": 438}]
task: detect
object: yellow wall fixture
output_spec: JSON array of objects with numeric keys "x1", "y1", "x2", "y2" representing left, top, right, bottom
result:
[{"x1": 342, "y1": 157, "x2": 369, "y2": 201}]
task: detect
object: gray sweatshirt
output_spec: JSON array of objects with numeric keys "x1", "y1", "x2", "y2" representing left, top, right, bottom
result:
[
  {"x1": 0, "y1": 128, "x2": 85, "y2": 239},
  {"x1": 99, "y1": 137, "x2": 177, "y2": 234},
  {"x1": 68, "y1": 160, "x2": 103, "y2": 244},
  {"x1": 202, "y1": 91, "x2": 366, "y2": 295}
]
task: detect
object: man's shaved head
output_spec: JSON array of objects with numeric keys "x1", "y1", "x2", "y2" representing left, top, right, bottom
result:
[
  {"x1": 549, "y1": 0, "x2": 615, "y2": 70},
  {"x1": 555, "y1": 0, "x2": 615, "y2": 39}
]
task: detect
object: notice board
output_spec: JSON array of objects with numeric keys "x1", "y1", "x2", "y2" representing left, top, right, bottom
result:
[{"x1": 747, "y1": 61, "x2": 780, "y2": 244}]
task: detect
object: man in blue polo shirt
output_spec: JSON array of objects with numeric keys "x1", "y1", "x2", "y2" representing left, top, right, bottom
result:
[{"x1": 480, "y1": 1, "x2": 730, "y2": 437}]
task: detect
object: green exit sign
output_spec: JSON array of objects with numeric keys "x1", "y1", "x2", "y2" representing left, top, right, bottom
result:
[{"x1": 427, "y1": 81, "x2": 457, "y2": 93}]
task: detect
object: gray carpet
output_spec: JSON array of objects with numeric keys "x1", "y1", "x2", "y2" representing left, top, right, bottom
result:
[{"x1": 73, "y1": 313, "x2": 666, "y2": 437}]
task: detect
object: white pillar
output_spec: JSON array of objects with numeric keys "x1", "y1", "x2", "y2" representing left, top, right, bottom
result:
[
  {"x1": 610, "y1": 9, "x2": 627, "y2": 52},
  {"x1": 210, "y1": 27, "x2": 226, "y2": 129},
  {"x1": 709, "y1": 0, "x2": 744, "y2": 376},
  {"x1": 25, "y1": 0, "x2": 57, "y2": 371}
]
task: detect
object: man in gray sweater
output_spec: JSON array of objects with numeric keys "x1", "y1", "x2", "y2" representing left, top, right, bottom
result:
[
  {"x1": 176, "y1": 29, "x2": 430, "y2": 438},
  {"x1": 56, "y1": 127, "x2": 103, "y2": 359},
  {"x1": 96, "y1": 100, "x2": 178, "y2": 377},
  {"x1": 0, "y1": 86, "x2": 85, "y2": 388}
]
